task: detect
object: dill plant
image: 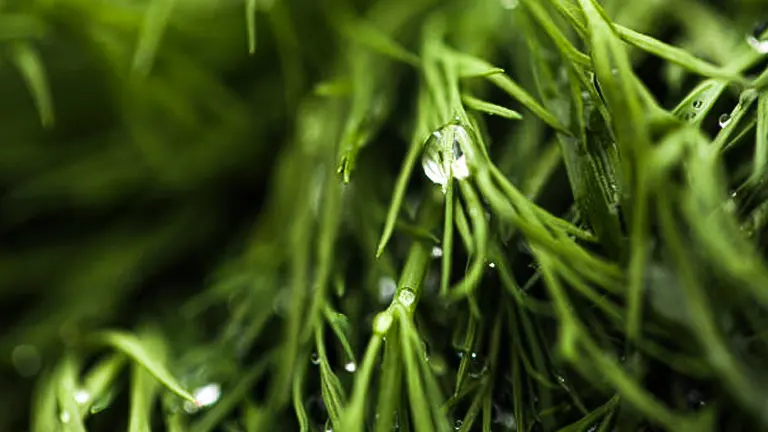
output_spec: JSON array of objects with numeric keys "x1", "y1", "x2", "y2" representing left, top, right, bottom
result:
[{"x1": 1, "y1": 0, "x2": 768, "y2": 431}]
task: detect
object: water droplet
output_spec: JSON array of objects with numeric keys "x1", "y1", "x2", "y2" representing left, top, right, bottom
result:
[
  {"x1": 60, "y1": 410, "x2": 71, "y2": 424},
  {"x1": 718, "y1": 113, "x2": 731, "y2": 128},
  {"x1": 500, "y1": 0, "x2": 519, "y2": 9},
  {"x1": 747, "y1": 35, "x2": 768, "y2": 54},
  {"x1": 193, "y1": 383, "x2": 221, "y2": 407},
  {"x1": 344, "y1": 361, "x2": 357, "y2": 372},
  {"x1": 747, "y1": 22, "x2": 768, "y2": 53},
  {"x1": 397, "y1": 288, "x2": 417, "y2": 308},
  {"x1": 74, "y1": 389, "x2": 91, "y2": 405},
  {"x1": 685, "y1": 388, "x2": 707, "y2": 409},
  {"x1": 272, "y1": 288, "x2": 291, "y2": 317},
  {"x1": 373, "y1": 312, "x2": 394, "y2": 335},
  {"x1": 378, "y1": 276, "x2": 397, "y2": 303},
  {"x1": 454, "y1": 419, "x2": 464, "y2": 430},
  {"x1": 493, "y1": 407, "x2": 517, "y2": 430},
  {"x1": 311, "y1": 352, "x2": 320, "y2": 365},
  {"x1": 325, "y1": 426, "x2": 333, "y2": 432},
  {"x1": 431, "y1": 246, "x2": 443, "y2": 258},
  {"x1": 421, "y1": 124, "x2": 472, "y2": 191},
  {"x1": 11, "y1": 344, "x2": 41, "y2": 377},
  {"x1": 487, "y1": 262, "x2": 496, "y2": 269},
  {"x1": 692, "y1": 99, "x2": 703, "y2": 109},
  {"x1": 468, "y1": 352, "x2": 488, "y2": 378}
]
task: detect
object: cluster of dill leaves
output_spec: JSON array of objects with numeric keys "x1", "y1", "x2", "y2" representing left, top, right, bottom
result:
[{"x1": 2, "y1": 0, "x2": 768, "y2": 431}]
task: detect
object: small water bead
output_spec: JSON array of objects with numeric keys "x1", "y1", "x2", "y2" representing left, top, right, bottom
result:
[
  {"x1": 421, "y1": 124, "x2": 472, "y2": 191},
  {"x1": 311, "y1": 352, "x2": 320, "y2": 365},
  {"x1": 373, "y1": 311, "x2": 394, "y2": 335},
  {"x1": 454, "y1": 419, "x2": 464, "y2": 430},
  {"x1": 468, "y1": 352, "x2": 488, "y2": 378},
  {"x1": 11, "y1": 344, "x2": 41, "y2": 377},
  {"x1": 500, "y1": 0, "x2": 519, "y2": 9},
  {"x1": 73, "y1": 389, "x2": 91, "y2": 405},
  {"x1": 344, "y1": 361, "x2": 357, "y2": 373},
  {"x1": 194, "y1": 383, "x2": 222, "y2": 407},
  {"x1": 431, "y1": 246, "x2": 443, "y2": 258},
  {"x1": 718, "y1": 113, "x2": 731, "y2": 128},
  {"x1": 378, "y1": 276, "x2": 397, "y2": 303},
  {"x1": 493, "y1": 408, "x2": 517, "y2": 431},
  {"x1": 60, "y1": 410, "x2": 71, "y2": 424},
  {"x1": 185, "y1": 383, "x2": 221, "y2": 412},
  {"x1": 747, "y1": 22, "x2": 768, "y2": 53},
  {"x1": 397, "y1": 288, "x2": 417, "y2": 308},
  {"x1": 692, "y1": 99, "x2": 703, "y2": 109}
]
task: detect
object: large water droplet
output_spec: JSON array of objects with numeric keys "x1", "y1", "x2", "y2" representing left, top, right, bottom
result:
[
  {"x1": 344, "y1": 361, "x2": 357, "y2": 373},
  {"x1": 421, "y1": 124, "x2": 472, "y2": 191},
  {"x1": 718, "y1": 113, "x2": 731, "y2": 128},
  {"x1": 378, "y1": 276, "x2": 397, "y2": 303},
  {"x1": 397, "y1": 288, "x2": 417, "y2": 308},
  {"x1": 11, "y1": 344, "x2": 41, "y2": 377}
]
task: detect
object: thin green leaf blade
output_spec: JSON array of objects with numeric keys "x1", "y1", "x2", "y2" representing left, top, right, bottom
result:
[
  {"x1": 9, "y1": 42, "x2": 54, "y2": 127},
  {"x1": 462, "y1": 94, "x2": 523, "y2": 119},
  {"x1": 92, "y1": 330, "x2": 197, "y2": 404}
]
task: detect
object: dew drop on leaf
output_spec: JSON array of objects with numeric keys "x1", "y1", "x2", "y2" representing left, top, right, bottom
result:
[
  {"x1": 377, "y1": 276, "x2": 397, "y2": 303},
  {"x1": 397, "y1": 288, "x2": 416, "y2": 308},
  {"x1": 193, "y1": 382, "x2": 221, "y2": 407},
  {"x1": 74, "y1": 389, "x2": 91, "y2": 405},
  {"x1": 747, "y1": 22, "x2": 768, "y2": 53},
  {"x1": 718, "y1": 113, "x2": 731, "y2": 128},
  {"x1": 468, "y1": 352, "x2": 488, "y2": 378},
  {"x1": 421, "y1": 124, "x2": 472, "y2": 191},
  {"x1": 500, "y1": 0, "x2": 519, "y2": 9}
]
